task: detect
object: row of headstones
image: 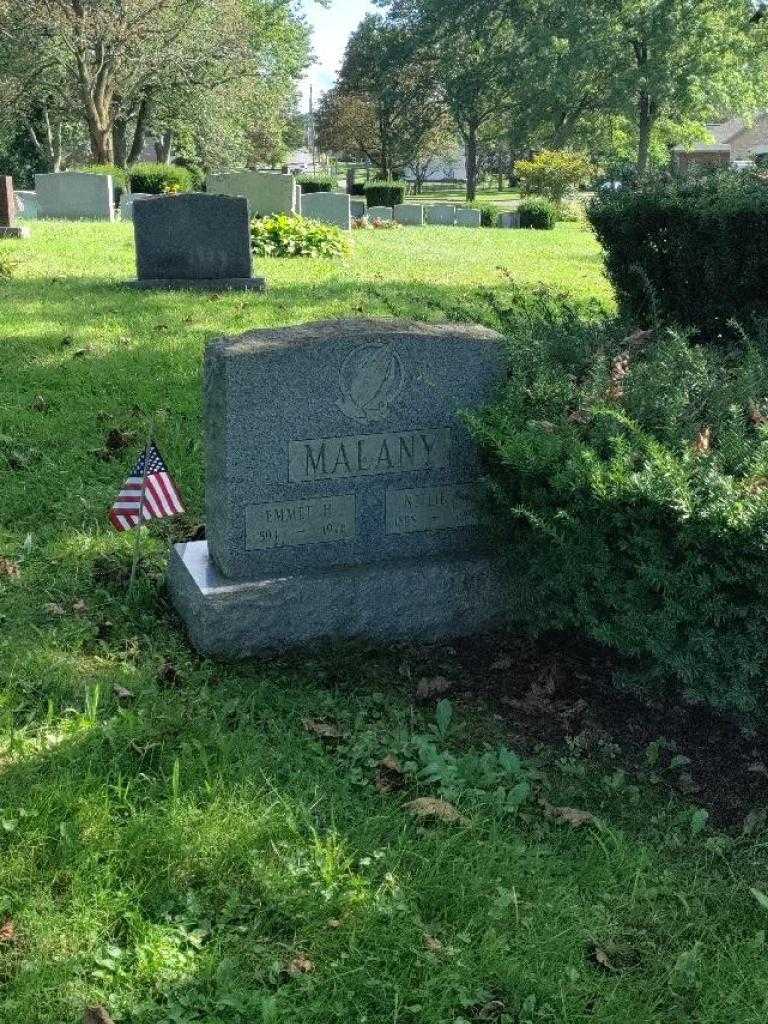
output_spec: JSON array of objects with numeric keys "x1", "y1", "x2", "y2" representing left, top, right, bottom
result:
[{"x1": 8, "y1": 170, "x2": 522, "y2": 232}]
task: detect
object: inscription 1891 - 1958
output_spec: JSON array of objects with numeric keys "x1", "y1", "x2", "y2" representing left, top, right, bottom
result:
[{"x1": 289, "y1": 428, "x2": 451, "y2": 483}]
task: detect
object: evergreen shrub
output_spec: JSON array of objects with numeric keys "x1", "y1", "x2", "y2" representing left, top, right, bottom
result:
[
  {"x1": 471, "y1": 285, "x2": 768, "y2": 719},
  {"x1": 518, "y1": 197, "x2": 557, "y2": 229},
  {"x1": 297, "y1": 174, "x2": 336, "y2": 194},
  {"x1": 364, "y1": 181, "x2": 407, "y2": 207},
  {"x1": 587, "y1": 171, "x2": 768, "y2": 341},
  {"x1": 467, "y1": 201, "x2": 499, "y2": 227},
  {"x1": 128, "y1": 163, "x2": 193, "y2": 195}
]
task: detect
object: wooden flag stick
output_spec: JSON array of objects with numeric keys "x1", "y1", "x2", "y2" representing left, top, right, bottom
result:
[{"x1": 128, "y1": 420, "x2": 154, "y2": 595}]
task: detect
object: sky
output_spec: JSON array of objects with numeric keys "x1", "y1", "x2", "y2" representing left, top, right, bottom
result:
[{"x1": 299, "y1": 0, "x2": 379, "y2": 111}]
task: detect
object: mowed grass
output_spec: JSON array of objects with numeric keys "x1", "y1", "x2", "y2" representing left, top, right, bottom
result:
[{"x1": 1, "y1": 222, "x2": 767, "y2": 1024}]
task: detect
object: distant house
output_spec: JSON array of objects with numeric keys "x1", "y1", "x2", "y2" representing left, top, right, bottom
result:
[
  {"x1": 403, "y1": 149, "x2": 467, "y2": 183},
  {"x1": 706, "y1": 113, "x2": 768, "y2": 161}
]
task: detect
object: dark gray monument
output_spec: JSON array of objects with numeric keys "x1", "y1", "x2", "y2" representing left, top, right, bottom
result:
[
  {"x1": 168, "y1": 319, "x2": 510, "y2": 657},
  {"x1": 131, "y1": 193, "x2": 265, "y2": 291},
  {"x1": 0, "y1": 176, "x2": 29, "y2": 239}
]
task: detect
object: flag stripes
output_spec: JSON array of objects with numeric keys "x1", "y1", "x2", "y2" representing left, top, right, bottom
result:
[{"x1": 109, "y1": 444, "x2": 184, "y2": 533}]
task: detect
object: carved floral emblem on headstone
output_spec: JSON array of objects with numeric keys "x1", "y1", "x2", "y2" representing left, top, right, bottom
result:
[{"x1": 336, "y1": 344, "x2": 404, "y2": 424}]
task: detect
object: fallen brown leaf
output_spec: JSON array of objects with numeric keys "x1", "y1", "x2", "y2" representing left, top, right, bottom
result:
[
  {"x1": 622, "y1": 327, "x2": 654, "y2": 347},
  {"x1": 403, "y1": 797, "x2": 467, "y2": 825},
  {"x1": 589, "y1": 944, "x2": 614, "y2": 972},
  {"x1": 113, "y1": 685, "x2": 134, "y2": 701},
  {"x1": 490, "y1": 656, "x2": 512, "y2": 671},
  {"x1": 476, "y1": 1000, "x2": 506, "y2": 1020},
  {"x1": 0, "y1": 557, "x2": 20, "y2": 578},
  {"x1": 302, "y1": 719, "x2": 346, "y2": 740},
  {"x1": 105, "y1": 428, "x2": 136, "y2": 452},
  {"x1": 0, "y1": 918, "x2": 16, "y2": 944},
  {"x1": 415, "y1": 676, "x2": 454, "y2": 700},
  {"x1": 84, "y1": 1008, "x2": 114, "y2": 1024},
  {"x1": 749, "y1": 404, "x2": 768, "y2": 427},
  {"x1": 375, "y1": 754, "x2": 405, "y2": 793},
  {"x1": 31, "y1": 394, "x2": 50, "y2": 412},
  {"x1": 159, "y1": 660, "x2": 181, "y2": 687},
  {"x1": 567, "y1": 409, "x2": 591, "y2": 425},
  {"x1": 44, "y1": 602, "x2": 66, "y2": 617},
  {"x1": 327, "y1": 918, "x2": 342, "y2": 929},
  {"x1": 423, "y1": 934, "x2": 443, "y2": 952},
  {"x1": 72, "y1": 599, "x2": 88, "y2": 614},
  {"x1": 540, "y1": 800, "x2": 595, "y2": 828},
  {"x1": 694, "y1": 426, "x2": 712, "y2": 456},
  {"x1": 747, "y1": 761, "x2": 768, "y2": 777},
  {"x1": 286, "y1": 955, "x2": 315, "y2": 976}
]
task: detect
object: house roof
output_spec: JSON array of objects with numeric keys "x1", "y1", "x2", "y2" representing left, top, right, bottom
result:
[{"x1": 707, "y1": 116, "x2": 745, "y2": 143}]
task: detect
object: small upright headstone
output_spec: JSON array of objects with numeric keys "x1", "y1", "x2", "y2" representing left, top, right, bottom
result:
[
  {"x1": 15, "y1": 191, "x2": 38, "y2": 220},
  {"x1": 168, "y1": 319, "x2": 509, "y2": 657},
  {"x1": 131, "y1": 193, "x2": 265, "y2": 291},
  {"x1": 35, "y1": 172, "x2": 114, "y2": 221},
  {"x1": 367, "y1": 205, "x2": 393, "y2": 222},
  {"x1": 425, "y1": 204, "x2": 456, "y2": 226},
  {"x1": 350, "y1": 199, "x2": 367, "y2": 219},
  {"x1": 501, "y1": 211, "x2": 521, "y2": 229},
  {"x1": 301, "y1": 192, "x2": 352, "y2": 229},
  {"x1": 455, "y1": 208, "x2": 482, "y2": 228},
  {"x1": 119, "y1": 192, "x2": 152, "y2": 222},
  {"x1": 0, "y1": 176, "x2": 29, "y2": 238},
  {"x1": 394, "y1": 203, "x2": 424, "y2": 226},
  {"x1": 207, "y1": 170, "x2": 299, "y2": 217}
]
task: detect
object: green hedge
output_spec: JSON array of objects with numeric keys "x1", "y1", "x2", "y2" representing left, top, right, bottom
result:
[
  {"x1": 471, "y1": 286, "x2": 768, "y2": 720},
  {"x1": 587, "y1": 171, "x2": 768, "y2": 341},
  {"x1": 364, "y1": 181, "x2": 407, "y2": 207},
  {"x1": 128, "y1": 163, "x2": 193, "y2": 195},
  {"x1": 518, "y1": 197, "x2": 556, "y2": 229},
  {"x1": 349, "y1": 182, "x2": 367, "y2": 197},
  {"x1": 467, "y1": 201, "x2": 499, "y2": 227},
  {"x1": 297, "y1": 174, "x2": 336, "y2": 194}
]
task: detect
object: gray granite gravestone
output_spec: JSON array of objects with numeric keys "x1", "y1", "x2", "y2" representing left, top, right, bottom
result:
[
  {"x1": 0, "y1": 176, "x2": 29, "y2": 238},
  {"x1": 455, "y1": 208, "x2": 482, "y2": 228},
  {"x1": 367, "y1": 205, "x2": 393, "y2": 222},
  {"x1": 394, "y1": 203, "x2": 424, "y2": 226},
  {"x1": 501, "y1": 211, "x2": 521, "y2": 228},
  {"x1": 168, "y1": 319, "x2": 509, "y2": 657},
  {"x1": 15, "y1": 191, "x2": 38, "y2": 220},
  {"x1": 350, "y1": 199, "x2": 367, "y2": 219},
  {"x1": 35, "y1": 172, "x2": 113, "y2": 221},
  {"x1": 425, "y1": 204, "x2": 456, "y2": 226},
  {"x1": 131, "y1": 193, "x2": 265, "y2": 291},
  {"x1": 207, "y1": 169, "x2": 299, "y2": 216},
  {"x1": 119, "y1": 192, "x2": 152, "y2": 222},
  {"x1": 301, "y1": 191, "x2": 352, "y2": 229}
]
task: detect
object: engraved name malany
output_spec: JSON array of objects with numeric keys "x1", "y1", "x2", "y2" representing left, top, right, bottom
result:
[
  {"x1": 288, "y1": 428, "x2": 451, "y2": 483},
  {"x1": 246, "y1": 494, "x2": 356, "y2": 551}
]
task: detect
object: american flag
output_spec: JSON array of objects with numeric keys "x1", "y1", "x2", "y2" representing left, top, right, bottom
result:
[{"x1": 109, "y1": 443, "x2": 184, "y2": 532}]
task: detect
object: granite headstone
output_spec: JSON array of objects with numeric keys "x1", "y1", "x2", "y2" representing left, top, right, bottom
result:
[
  {"x1": 367, "y1": 205, "x2": 393, "y2": 222},
  {"x1": 455, "y1": 208, "x2": 482, "y2": 228},
  {"x1": 501, "y1": 211, "x2": 521, "y2": 229},
  {"x1": 0, "y1": 176, "x2": 29, "y2": 238},
  {"x1": 207, "y1": 169, "x2": 300, "y2": 217},
  {"x1": 350, "y1": 198, "x2": 367, "y2": 219},
  {"x1": 15, "y1": 191, "x2": 38, "y2": 220},
  {"x1": 35, "y1": 172, "x2": 114, "y2": 221},
  {"x1": 168, "y1": 319, "x2": 509, "y2": 657},
  {"x1": 394, "y1": 203, "x2": 424, "y2": 226},
  {"x1": 119, "y1": 192, "x2": 152, "y2": 222},
  {"x1": 131, "y1": 193, "x2": 265, "y2": 291},
  {"x1": 425, "y1": 204, "x2": 456, "y2": 226},
  {"x1": 301, "y1": 191, "x2": 352, "y2": 229}
]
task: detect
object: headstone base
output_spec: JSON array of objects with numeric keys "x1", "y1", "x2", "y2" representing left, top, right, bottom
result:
[
  {"x1": 127, "y1": 277, "x2": 266, "y2": 292},
  {"x1": 168, "y1": 541, "x2": 509, "y2": 658},
  {"x1": 0, "y1": 225, "x2": 30, "y2": 239}
]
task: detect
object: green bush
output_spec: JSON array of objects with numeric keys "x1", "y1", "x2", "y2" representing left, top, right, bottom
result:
[
  {"x1": 471, "y1": 285, "x2": 768, "y2": 719},
  {"x1": 518, "y1": 197, "x2": 557, "y2": 229},
  {"x1": 349, "y1": 182, "x2": 367, "y2": 197},
  {"x1": 250, "y1": 213, "x2": 351, "y2": 258},
  {"x1": 297, "y1": 174, "x2": 336, "y2": 194},
  {"x1": 515, "y1": 149, "x2": 593, "y2": 206},
  {"x1": 588, "y1": 171, "x2": 768, "y2": 342},
  {"x1": 78, "y1": 164, "x2": 127, "y2": 206},
  {"x1": 172, "y1": 158, "x2": 205, "y2": 191},
  {"x1": 364, "y1": 181, "x2": 407, "y2": 207},
  {"x1": 467, "y1": 201, "x2": 499, "y2": 227},
  {"x1": 128, "y1": 163, "x2": 193, "y2": 195}
]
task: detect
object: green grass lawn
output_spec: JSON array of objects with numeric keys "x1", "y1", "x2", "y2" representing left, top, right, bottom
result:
[{"x1": 2, "y1": 221, "x2": 768, "y2": 1024}]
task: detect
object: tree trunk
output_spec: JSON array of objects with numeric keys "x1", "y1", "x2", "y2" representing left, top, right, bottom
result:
[
  {"x1": 637, "y1": 91, "x2": 655, "y2": 176},
  {"x1": 465, "y1": 126, "x2": 479, "y2": 201},
  {"x1": 154, "y1": 130, "x2": 173, "y2": 164},
  {"x1": 128, "y1": 97, "x2": 152, "y2": 165},
  {"x1": 113, "y1": 117, "x2": 128, "y2": 168}
]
